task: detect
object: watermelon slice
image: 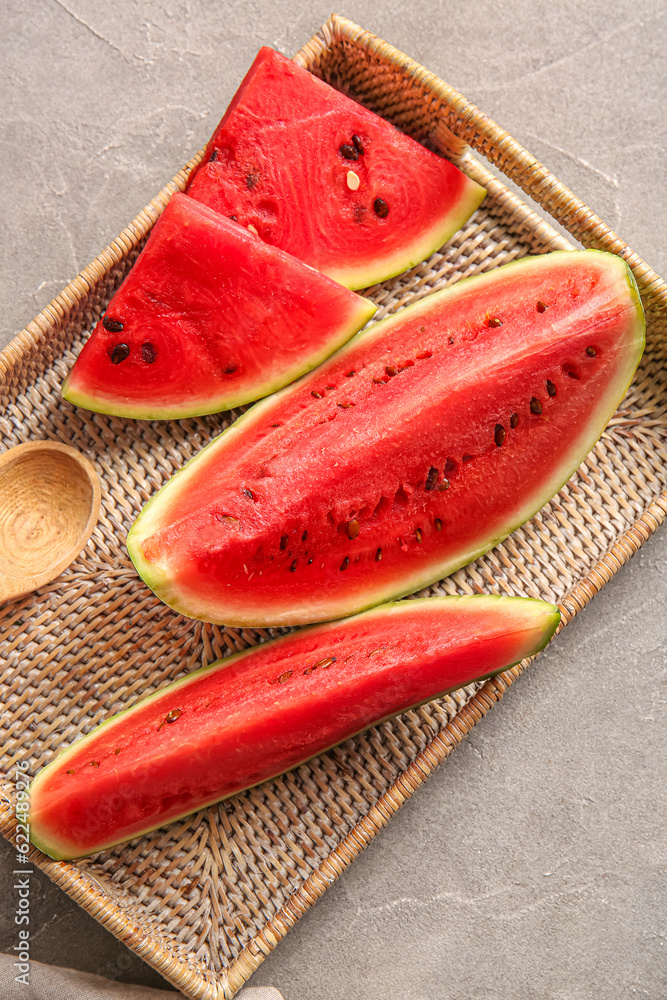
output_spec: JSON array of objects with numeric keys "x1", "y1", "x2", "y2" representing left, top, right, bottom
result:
[
  {"x1": 127, "y1": 250, "x2": 644, "y2": 627},
  {"x1": 186, "y1": 47, "x2": 486, "y2": 289},
  {"x1": 29, "y1": 595, "x2": 559, "y2": 859},
  {"x1": 62, "y1": 193, "x2": 376, "y2": 419}
]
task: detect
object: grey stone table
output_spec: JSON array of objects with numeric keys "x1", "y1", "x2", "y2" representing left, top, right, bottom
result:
[{"x1": 1, "y1": 2, "x2": 666, "y2": 998}]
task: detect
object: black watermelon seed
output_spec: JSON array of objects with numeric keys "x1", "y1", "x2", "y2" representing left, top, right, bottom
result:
[
  {"x1": 385, "y1": 365, "x2": 397, "y2": 377},
  {"x1": 586, "y1": 346, "x2": 597, "y2": 357},
  {"x1": 566, "y1": 369, "x2": 580, "y2": 379},
  {"x1": 372, "y1": 376, "x2": 387, "y2": 384},
  {"x1": 243, "y1": 488, "x2": 254, "y2": 500},
  {"x1": 224, "y1": 366, "x2": 237, "y2": 374},
  {"x1": 462, "y1": 454, "x2": 474, "y2": 463},
  {"x1": 338, "y1": 401, "x2": 355, "y2": 409},
  {"x1": 246, "y1": 171, "x2": 260, "y2": 189},
  {"x1": 352, "y1": 134, "x2": 364, "y2": 154},
  {"x1": 536, "y1": 301, "x2": 548, "y2": 313},
  {"x1": 278, "y1": 671, "x2": 293, "y2": 684},
  {"x1": 110, "y1": 343, "x2": 130, "y2": 365},
  {"x1": 374, "y1": 198, "x2": 389, "y2": 218},
  {"x1": 280, "y1": 535, "x2": 288, "y2": 550},
  {"x1": 229, "y1": 214, "x2": 238, "y2": 221},
  {"x1": 347, "y1": 519, "x2": 360, "y2": 540},
  {"x1": 438, "y1": 479, "x2": 450, "y2": 492},
  {"x1": 444, "y1": 458, "x2": 457, "y2": 474},
  {"x1": 113, "y1": 748, "x2": 121, "y2": 755},
  {"x1": 546, "y1": 380, "x2": 557, "y2": 397},
  {"x1": 210, "y1": 150, "x2": 219, "y2": 162},
  {"x1": 415, "y1": 528, "x2": 422, "y2": 543},
  {"x1": 488, "y1": 317, "x2": 503, "y2": 328},
  {"x1": 340, "y1": 143, "x2": 358, "y2": 161},
  {"x1": 308, "y1": 558, "x2": 313, "y2": 565},
  {"x1": 103, "y1": 316, "x2": 124, "y2": 333},
  {"x1": 340, "y1": 557, "x2": 350, "y2": 571},
  {"x1": 530, "y1": 397, "x2": 543, "y2": 415},
  {"x1": 311, "y1": 390, "x2": 323, "y2": 399},
  {"x1": 425, "y1": 466, "x2": 438, "y2": 491},
  {"x1": 494, "y1": 424, "x2": 506, "y2": 447},
  {"x1": 89, "y1": 761, "x2": 100, "y2": 768},
  {"x1": 302, "y1": 530, "x2": 308, "y2": 541},
  {"x1": 375, "y1": 548, "x2": 382, "y2": 561},
  {"x1": 510, "y1": 412, "x2": 519, "y2": 428},
  {"x1": 289, "y1": 560, "x2": 297, "y2": 572},
  {"x1": 165, "y1": 709, "x2": 181, "y2": 723},
  {"x1": 346, "y1": 370, "x2": 356, "y2": 377},
  {"x1": 435, "y1": 518, "x2": 443, "y2": 531},
  {"x1": 141, "y1": 342, "x2": 157, "y2": 364}
]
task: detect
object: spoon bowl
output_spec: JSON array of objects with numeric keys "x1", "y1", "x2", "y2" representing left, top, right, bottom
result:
[{"x1": 0, "y1": 441, "x2": 101, "y2": 603}]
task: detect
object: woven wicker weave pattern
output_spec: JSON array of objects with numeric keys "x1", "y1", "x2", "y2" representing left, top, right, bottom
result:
[{"x1": 1, "y1": 15, "x2": 667, "y2": 1000}]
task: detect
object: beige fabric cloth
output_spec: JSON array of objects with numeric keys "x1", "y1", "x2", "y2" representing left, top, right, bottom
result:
[{"x1": 0, "y1": 953, "x2": 283, "y2": 1000}]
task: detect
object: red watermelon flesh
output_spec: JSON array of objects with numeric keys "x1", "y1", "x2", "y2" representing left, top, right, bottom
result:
[
  {"x1": 186, "y1": 47, "x2": 486, "y2": 290},
  {"x1": 127, "y1": 250, "x2": 644, "y2": 627},
  {"x1": 62, "y1": 193, "x2": 376, "y2": 419},
  {"x1": 29, "y1": 595, "x2": 559, "y2": 859}
]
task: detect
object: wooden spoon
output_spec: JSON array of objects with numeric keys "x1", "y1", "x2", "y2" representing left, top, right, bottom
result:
[{"x1": 0, "y1": 441, "x2": 101, "y2": 603}]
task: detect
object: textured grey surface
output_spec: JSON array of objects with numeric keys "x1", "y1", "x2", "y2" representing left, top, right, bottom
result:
[{"x1": 1, "y1": 2, "x2": 666, "y2": 998}]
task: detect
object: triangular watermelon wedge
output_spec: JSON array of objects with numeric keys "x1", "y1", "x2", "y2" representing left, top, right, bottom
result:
[
  {"x1": 186, "y1": 47, "x2": 486, "y2": 289},
  {"x1": 62, "y1": 193, "x2": 376, "y2": 419}
]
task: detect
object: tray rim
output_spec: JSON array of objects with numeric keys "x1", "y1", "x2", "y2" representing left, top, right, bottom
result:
[{"x1": 3, "y1": 12, "x2": 667, "y2": 999}]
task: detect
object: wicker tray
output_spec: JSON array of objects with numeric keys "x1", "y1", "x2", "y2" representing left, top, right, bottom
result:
[{"x1": 2, "y1": 14, "x2": 667, "y2": 999}]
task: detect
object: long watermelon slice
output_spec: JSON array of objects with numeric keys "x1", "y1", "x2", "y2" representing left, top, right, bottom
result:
[
  {"x1": 62, "y1": 193, "x2": 376, "y2": 419},
  {"x1": 127, "y1": 250, "x2": 644, "y2": 626},
  {"x1": 29, "y1": 595, "x2": 559, "y2": 859},
  {"x1": 186, "y1": 47, "x2": 486, "y2": 290}
]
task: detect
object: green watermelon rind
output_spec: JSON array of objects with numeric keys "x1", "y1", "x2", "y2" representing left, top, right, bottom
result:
[
  {"x1": 61, "y1": 294, "x2": 377, "y2": 421},
  {"x1": 29, "y1": 594, "x2": 560, "y2": 859},
  {"x1": 127, "y1": 250, "x2": 645, "y2": 627},
  {"x1": 326, "y1": 177, "x2": 486, "y2": 290}
]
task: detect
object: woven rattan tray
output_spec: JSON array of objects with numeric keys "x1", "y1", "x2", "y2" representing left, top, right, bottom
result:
[{"x1": 2, "y1": 14, "x2": 667, "y2": 999}]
